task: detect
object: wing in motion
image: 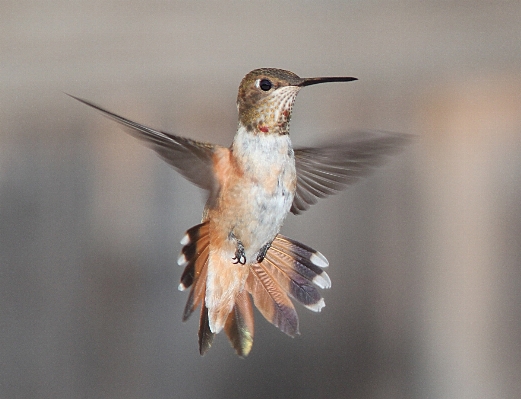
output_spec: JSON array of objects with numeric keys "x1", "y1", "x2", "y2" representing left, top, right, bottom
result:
[
  {"x1": 69, "y1": 95, "x2": 411, "y2": 216},
  {"x1": 291, "y1": 131, "x2": 411, "y2": 214},
  {"x1": 67, "y1": 94, "x2": 219, "y2": 193}
]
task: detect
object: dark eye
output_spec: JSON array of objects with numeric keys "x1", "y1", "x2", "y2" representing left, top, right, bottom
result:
[{"x1": 259, "y1": 79, "x2": 272, "y2": 91}]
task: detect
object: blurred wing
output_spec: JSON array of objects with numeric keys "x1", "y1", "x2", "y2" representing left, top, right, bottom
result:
[
  {"x1": 68, "y1": 94, "x2": 218, "y2": 192},
  {"x1": 291, "y1": 131, "x2": 411, "y2": 214}
]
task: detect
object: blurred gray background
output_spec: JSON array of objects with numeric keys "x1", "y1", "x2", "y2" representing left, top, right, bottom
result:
[{"x1": 2, "y1": 1, "x2": 521, "y2": 398}]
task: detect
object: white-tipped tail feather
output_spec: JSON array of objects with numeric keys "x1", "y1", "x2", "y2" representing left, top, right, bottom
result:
[
  {"x1": 180, "y1": 233, "x2": 190, "y2": 246},
  {"x1": 177, "y1": 253, "x2": 188, "y2": 266},
  {"x1": 310, "y1": 251, "x2": 329, "y2": 268},
  {"x1": 305, "y1": 298, "x2": 325, "y2": 312}
]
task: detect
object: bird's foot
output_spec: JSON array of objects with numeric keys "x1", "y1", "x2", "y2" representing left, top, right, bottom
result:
[
  {"x1": 256, "y1": 241, "x2": 272, "y2": 263},
  {"x1": 230, "y1": 234, "x2": 247, "y2": 265}
]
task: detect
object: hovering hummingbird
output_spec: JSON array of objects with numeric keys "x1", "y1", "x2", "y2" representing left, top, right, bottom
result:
[{"x1": 69, "y1": 68, "x2": 409, "y2": 357}]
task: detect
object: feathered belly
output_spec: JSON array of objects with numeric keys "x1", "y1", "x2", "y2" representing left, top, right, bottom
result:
[
  {"x1": 204, "y1": 178, "x2": 294, "y2": 334},
  {"x1": 203, "y1": 130, "x2": 296, "y2": 334},
  {"x1": 241, "y1": 175, "x2": 294, "y2": 257},
  {"x1": 212, "y1": 164, "x2": 295, "y2": 260}
]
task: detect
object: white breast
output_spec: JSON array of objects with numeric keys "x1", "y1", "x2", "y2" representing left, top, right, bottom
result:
[{"x1": 230, "y1": 125, "x2": 296, "y2": 258}]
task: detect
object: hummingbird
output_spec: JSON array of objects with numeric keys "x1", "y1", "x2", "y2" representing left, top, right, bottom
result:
[{"x1": 68, "y1": 68, "x2": 409, "y2": 357}]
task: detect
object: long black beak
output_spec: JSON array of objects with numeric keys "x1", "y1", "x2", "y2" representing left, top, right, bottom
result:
[{"x1": 299, "y1": 76, "x2": 357, "y2": 87}]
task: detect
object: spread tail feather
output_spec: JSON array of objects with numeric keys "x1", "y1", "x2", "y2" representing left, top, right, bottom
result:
[
  {"x1": 263, "y1": 234, "x2": 330, "y2": 311},
  {"x1": 268, "y1": 234, "x2": 330, "y2": 288},
  {"x1": 178, "y1": 224, "x2": 330, "y2": 356},
  {"x1": 199, "y1": 303, "x2": 214, "y2": 355},
  {"x1": 224, "y1": 290, "x2": 254, "y2": 357},
  {"x1": 182, "y1": 252, "x2": 209, "y2": 321},
  {"x1": 177, "y1": 222, "x2": 215, "y2": 355},
  {"x1": 244, "y1": 234, "x2": 330, "y2": 338},
  {"x1": 247, "y1": 263, "x2": 300, "y2": 337},
  {"x1": 178, "y1": 222, "x2": 210, "y2": 292},
  {"x1": 178, "y1": 222, "x2": 210, "y2": 321}
]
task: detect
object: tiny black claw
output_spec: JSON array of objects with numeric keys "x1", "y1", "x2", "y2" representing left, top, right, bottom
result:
[
  {"x1": 232, "y1": 254, "x2": 246, "y2": 265},
  {"x1": 231, "y1": 237, "x2": 247, "y2": 265},
  {"x1": 232, "y1": 251, "x2": 246, "y2": 265}
]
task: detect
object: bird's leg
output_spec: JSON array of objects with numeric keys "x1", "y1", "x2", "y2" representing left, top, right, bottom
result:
[
  {"x1": 230, "y1": 233, "x2": 247, "y2": 265},
  {"x1": 256, "y1": 241, "x2": 272, "y2": 263},
  {"x1": 232, "y1": 242, "x2": 246, "y2": 265}
]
